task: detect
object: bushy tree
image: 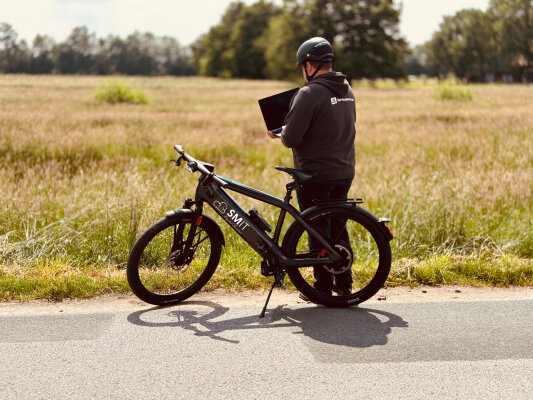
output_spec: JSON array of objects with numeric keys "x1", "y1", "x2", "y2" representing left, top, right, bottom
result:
[
  {"x1": 421, "y1": 0, "x2": 532, "y2": 81},
  {"x1": 426, "y1": 10, "x2": 499, "y2": 79},
  {"x1": 261, "y1": 0, "x2": 409, "y2": 81},
  {"x1": 307, "y1": 0, "x2": 409, "y2": 79},
  {"x1": 260, "y1": 1, "x2": 314, "y2": 80},
  {"x1": 490, "y1": 0, "x2": 532, "y2": 79},
  {"x1": 194, "y1": 0, "x2": 408, "y2": 80},
  {"x1": 192, "y1": 1, "x2": 280, "y2": 78}
]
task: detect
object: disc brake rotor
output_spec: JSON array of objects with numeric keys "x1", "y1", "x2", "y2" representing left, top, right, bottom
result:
[{"x1": 169, "y1": 250, "x2": 192, "y2": 272}]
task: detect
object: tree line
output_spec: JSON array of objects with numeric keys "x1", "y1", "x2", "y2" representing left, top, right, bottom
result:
[
  {"x1": 0, "y1": 0, "x2": 408, "y2": 80},
  {"x1": 194, "y1": 0, "x2": 531, "y2": 82},
  {"x1": 408, "y1": 0, "x2": 532, "y2": 82},
  {"x1": 1, "y1": 0, "x2": 531, "y2": 81},
  {"x1": 0, "y1": 24, "x2": 194, "y2": 75}
]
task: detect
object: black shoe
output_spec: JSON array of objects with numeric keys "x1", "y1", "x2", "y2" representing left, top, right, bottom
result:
[{"x1": 332, "y1": 284, "x2": 352, "y2": 296}]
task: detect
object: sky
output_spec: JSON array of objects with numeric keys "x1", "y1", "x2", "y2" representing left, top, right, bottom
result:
[{"x1": 1, "y1": 0, "x2": 491, "y2": 48}]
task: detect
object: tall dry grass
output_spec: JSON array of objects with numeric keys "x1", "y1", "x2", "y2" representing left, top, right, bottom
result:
[{"x1": 0, "y1": 75, "x2": 531, "y2": 299}]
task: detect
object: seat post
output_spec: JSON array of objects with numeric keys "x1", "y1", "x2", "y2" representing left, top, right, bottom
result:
[
  {"x1": 272, "y1": 181, "x2": 299, "y2": 245},
  {"x1": 284, "y1": 181, "x2": 300, "y2": 204}
]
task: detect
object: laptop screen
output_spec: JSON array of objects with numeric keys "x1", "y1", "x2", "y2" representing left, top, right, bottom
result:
[{"x1": 258, "y1": 88, "x2": 299, "y2": 131}]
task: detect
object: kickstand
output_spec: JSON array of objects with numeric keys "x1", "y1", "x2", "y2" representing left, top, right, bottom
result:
[{"x1": 259, "y1": 273, "x2": 284, "y2": 318}]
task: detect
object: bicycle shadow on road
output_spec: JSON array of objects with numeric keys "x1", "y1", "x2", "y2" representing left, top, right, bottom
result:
[{"x1": 127, "y1": 301, "x2": 408, "y2": 348}]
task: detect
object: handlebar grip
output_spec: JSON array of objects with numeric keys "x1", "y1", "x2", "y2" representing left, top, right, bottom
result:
[{"x1": 173, "y1": 145, "x2": 226, "y2": 187}]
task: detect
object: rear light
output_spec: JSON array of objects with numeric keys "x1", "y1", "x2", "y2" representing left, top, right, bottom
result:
[
  {"x1": 378, "y1": 218, "x2": 393, "y2": 240},
  {"x1": 385, "y1": 225, "x2": 394, "y2": 239}
]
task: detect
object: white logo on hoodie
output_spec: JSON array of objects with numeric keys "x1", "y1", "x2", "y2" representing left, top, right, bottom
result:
[{"x1": 331, "y1": 97, "x2": 354, "y2": 105}]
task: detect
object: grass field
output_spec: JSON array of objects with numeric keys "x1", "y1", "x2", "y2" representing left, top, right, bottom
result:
[{"x1": 0, "y1": 75, "x2": 532, "y2": 300}]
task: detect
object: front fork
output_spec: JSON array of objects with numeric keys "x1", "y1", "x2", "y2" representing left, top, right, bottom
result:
[{"x1": 171, "y1": 197, "x2": 203, "y2": 265}]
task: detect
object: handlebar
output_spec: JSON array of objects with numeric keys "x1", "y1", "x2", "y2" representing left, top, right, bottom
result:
[
  {"x1": 210, "y1": 174, "x2": 228, "y2": 187},
  {"x1": 174, "y1": 145, "x2": 227, "y2": 188}
]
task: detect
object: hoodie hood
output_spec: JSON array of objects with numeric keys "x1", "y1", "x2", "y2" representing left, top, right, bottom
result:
[{"x1": 308, "y1": 71, "x2": 349, "y2": 97}]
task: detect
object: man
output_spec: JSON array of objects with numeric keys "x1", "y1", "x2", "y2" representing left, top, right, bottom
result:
[{"x1": 267, "y1": 37, "x2": 356, "y2": 296}]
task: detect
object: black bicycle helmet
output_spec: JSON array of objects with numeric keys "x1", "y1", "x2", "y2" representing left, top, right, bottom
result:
[{"x1": 296, "y1": 37, "x2": 334, "y2": 66}]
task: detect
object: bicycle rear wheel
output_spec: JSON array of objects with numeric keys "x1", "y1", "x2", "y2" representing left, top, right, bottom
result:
[
  {"x1": 127, "y1": 214, "x2": 223, "y2": 305},
  {"x1": 282, "y1": 207, "x2": 391, "y2": 307}
]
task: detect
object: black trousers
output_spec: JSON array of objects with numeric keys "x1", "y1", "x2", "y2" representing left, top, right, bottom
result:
[{"x1": 296, "y1": 178, "x2": 354, "y2": 294}]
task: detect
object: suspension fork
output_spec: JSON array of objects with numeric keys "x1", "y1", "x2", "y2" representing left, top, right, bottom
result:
[
  {"x1": 172, "y1": 198, "x2": 203, "y2": 263},
  {"x1": 170, "y1": 198, "x2": 191, "y2": 251}
]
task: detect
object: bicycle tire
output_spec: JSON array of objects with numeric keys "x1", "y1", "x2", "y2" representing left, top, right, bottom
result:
[
  {"x1": 127, "y1": 214, "x2": 223, "y2": 305},
  {"x1": 282, "y1": 206, "x2": 391, "y2": 307}
]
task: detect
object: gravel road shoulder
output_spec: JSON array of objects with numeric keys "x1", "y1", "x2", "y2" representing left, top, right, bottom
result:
[{"x1": 1, "y1": 286, "x2": 532, "y2": 315}]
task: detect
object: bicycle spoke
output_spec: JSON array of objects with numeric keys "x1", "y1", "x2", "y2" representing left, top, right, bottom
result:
[{"x1": 136, "y1": 221, "x2": 214, "y2": 296}]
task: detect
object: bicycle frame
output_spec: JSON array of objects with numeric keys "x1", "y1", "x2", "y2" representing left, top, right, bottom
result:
[{"x1": 192, "y1": 175, "x2": 343, "y2": 269}]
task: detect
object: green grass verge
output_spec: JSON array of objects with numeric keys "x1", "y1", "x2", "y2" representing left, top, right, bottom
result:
[{"x1": 1, "y1": 254, "x2": 531, "y2": 301}]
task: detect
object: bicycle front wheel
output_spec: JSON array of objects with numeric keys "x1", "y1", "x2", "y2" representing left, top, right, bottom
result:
[
  {"x1": 282, "y1": 207, "x2": 391, "y2": 307},
  {"x1": 127, "y1": 214, "x2": 223, "y2": 305}
]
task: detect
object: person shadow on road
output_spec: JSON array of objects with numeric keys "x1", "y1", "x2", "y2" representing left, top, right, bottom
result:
[{"x1": 272, "y1": 306, "x2": 408, "y2": 348}]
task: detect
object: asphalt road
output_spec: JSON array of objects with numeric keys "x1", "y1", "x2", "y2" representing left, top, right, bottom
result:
[{"x1": 1, "y1": 298, "x2": 532, "y2": 399}]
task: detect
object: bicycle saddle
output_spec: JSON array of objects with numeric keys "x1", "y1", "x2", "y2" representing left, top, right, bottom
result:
[{"x1": 275, "y1": 166, "x2": 316, "y2": 182}]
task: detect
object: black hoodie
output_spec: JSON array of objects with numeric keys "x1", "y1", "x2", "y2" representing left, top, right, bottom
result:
[{"x1": 281, "y1": 71, "x2": 356, "y2": 181}]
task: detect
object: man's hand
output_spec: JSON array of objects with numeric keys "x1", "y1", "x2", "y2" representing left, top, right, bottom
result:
[
  {"x1": 267, "y1": 126, "x2": 284, "y2": 139},
  {"x1": 267, "y1": 130, "x2": 281, "y2": 139}
]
